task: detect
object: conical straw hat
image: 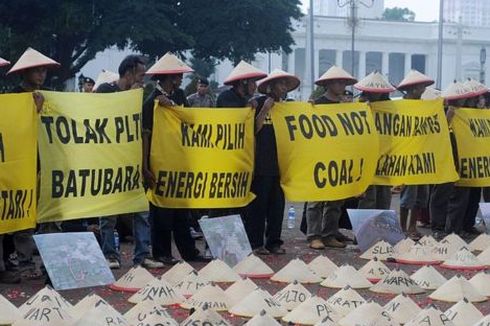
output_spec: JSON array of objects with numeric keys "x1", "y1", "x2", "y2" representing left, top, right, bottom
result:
[
  {"x1": 442, "y1": 81, "x2": 473, "y2": 100},
  {"x1": 15, "y1": 294, "x2": 74, "y2": 326},
  {"x1": 72, "y1": 315, "x2": 106, "y2": 326},
  {"x1": 370, "y1": 268, "x2": 425, "y2": 295},
  {"x1": 127, "y1": 312, "x2": 179, "y2": 326},
  {"x1": 8, "y1": 47, "x2": 60, "y2": 74},
  {"x1": 233, "y1": 254, "x2": 274, "y2": 278},
  {"x1": 128, "y1": 276, "x2": 184, "y2": 305},
  {"x1": 410, "y1": 265, "x2": 447, "y2": 290},
  {"x1": 326, "y1": 286, "x2": 366, "y2": 317},
  {"x1": 440, "y1": 247, "x2": 486, "y2": 270},
  {"x1": 404, "y1": 305, "x2": 456, "y2": 326},
  {"x1": 174, "y1": 270, "x2": 211, "y2": 298},
  {"x1": 72, "y1": 293, "x2": 108, "y2": 319},
  {"x1": 418, "y1": 235, "x2": 438, "y2": 248},
  {"x1": 146, "y1": 52, "x2": 193, "y2": 75},
  {"x1": 464, "y1": 78, "x2": 490, "y2": 97},
  {"x1": 161, "y1": 261, "x2": 195, "y2": 285},
  {"x1": 444, "y1": 298, "x2": 483, "y2": 326},
  {"x1": 359, "y1": 257, "x2": 391, "y2": 283},
  {"x1": 225, "y1": 278, "x2": 258, "y2": 306},
  {"x1": 421, "y1": 87, "x2": 442, "y2": 100},
  {"x1": 198, "y1": 259, "x2": 241, "y2": 283},
  {"x1": 308, "y1": 255, "x2": 338, "y2": 278},
  {"x1": 0, "y1": 293, "x2": 22, "y2": 324},
  {"x1": 477, "y1": 246, "x2": 490, "y2": 265},
  {"x1": 469, "y1": 271, "x2": 490, "y2": 296},
  {"x1": 314, "y1": 316, "x2": 338, "y2": 326},
  {"x1": 257, "y1": 69, "x2": 300, "y2": 94},
  {"x1": 315, "y1": 65, "x2": 357, "y2": 86},
  {"x1": 19, "y1": 286, "x2": 73, "y2": 315},
  {"x1": 337, "y1": 301, "x2": 387, "y2": 326},
  {"x1": 244, "y1": 310, "x2": 282, "y2": 326},
  {"x1": 394, "y1": 238, "x2": 415, "y2": 254},
  {"x1": 429, "y1": 275, "x2": 487, "y2": 303},
  {"x1": 93, "y1": 70, "x2": 119, "y2": 91},
  {"x1": 76, "y1": 303, "x2": 129, "y2": 326},
  {"x1": 431, "y1": 239, "x2": 464, "y2": 261},
  {"x1": 383, "y1": 293, "x2": 422, "y2": 325},
  {"x1": 473, "y1": 315, "x2": 490, "y2": 326},
  {"x1": 443, "y1": 233, "x2": 467, "y2": 249},
  {"x1": 109, "y1": 266, "x2": 156, "y2": 292},
  {"x1": 0, "y1": 57, "x2": 10, "y2": 67},
  {"x1": 270, "y1": 258, "x2": 322, "y2": 284},
  {"x1": 397, "y1": 70, "x2": 434, "y2": 91},
  {"x1": 321, "y1": 264, "x2": 372, "y2": 289},
  {"x1": 469, "y1": 233, "x2": 490, "y2": 252},
  {"x1": 181, "y1": 305, "x2": 231, "y2": 326},
  {"x1": 282, "y1": 296, "x2": 341, "y2": 325},
  {"x1": 224, "y1": 61, "x2": 267, "y2": 85},
  {"x1": 273, "y1": 280, "x2": 312, "y2": 311},
  {"x1": 360, "y1": 240, "x2": 396, "y2": 261},
  {"x1": 181, "y1": 284, "x2": 231, "y2": 311},
  {"x1": 124, "y1": 301, "x2": 173, "y2": 323},
  {"x1": 354, "y1": 72, "x2": 396, "y2": 93},
  {"x1": 229, "y1": 289, "x2": 287, "y2": 318},
  {"x1": 395, "y1": 243, "x2": 440, "y2": 265}
]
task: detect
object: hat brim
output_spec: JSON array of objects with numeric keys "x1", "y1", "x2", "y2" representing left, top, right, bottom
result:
[
  {"x1": 258, "y1": 75, "x2": 300, "y2": 94},
  {"x1": 315, "y1": 77, "x2": 357, "y2": 86},
  {"x1": 397, "y1": 80, "x2": 435, "y2": 91},
  {"x1": 443, "y1": 93, "x2": 475, "y2": 101},
  {"x1": 470, "y1": 89, "x2": 490, "y2": 97},
  {"x1": 145, "y1": 67, "x2": 194, "y2": 75},
  {"x1": 354, "y1": 85, "x2": 396, "y2": 93},
  {"x1": 7, "y1": 62, "x2": 60, "y2": 75},
  {"x1": 224, "y1": 72, "x2": 268, "y2": 85},
  {"x1": 0, "y1": 61, "x2": 10, "y2": 67}
]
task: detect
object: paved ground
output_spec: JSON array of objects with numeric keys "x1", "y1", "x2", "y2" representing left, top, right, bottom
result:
[{"x1": 2, "y1": 195, "x2": 490, "y2": 324}]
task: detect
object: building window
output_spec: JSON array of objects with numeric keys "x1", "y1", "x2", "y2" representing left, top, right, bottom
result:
[
  {"x1": 318, "y1": 49, "x2": 336, "y2": 77},
  {"x1": 411, "y1": 54, "x2": 426, "y2": 73},
  {"x1": 388, "y1": 53, "x2": 405, "y2": 85},
  {"x1": 295, "y1": 48, "x2": 306, "y2": 81},
  {"x1": 342, "y1": 50, "x2": 359, "y2": 77},
  {"x1": 366, "y1": 52, "x2": 382, "y2": 75}
]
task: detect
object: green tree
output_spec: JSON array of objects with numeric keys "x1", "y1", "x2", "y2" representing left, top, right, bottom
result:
[
  {"x1": 0, "y1": 0, "x2": 301, "y2": 89},
  {"x1": 382, "y1": 7, "x2": 416, "y2": 22}
]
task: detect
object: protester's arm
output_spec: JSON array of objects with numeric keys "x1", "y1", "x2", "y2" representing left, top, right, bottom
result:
[
  {"x1": 446, "y1": 106, "x2": 456, "y2": 124},
  {"x1": 255, "y1": 97, "x2": 274, "y2": 134},
  {"x1": 33, "y1": 91, "x2": 44, "y2": 113}
]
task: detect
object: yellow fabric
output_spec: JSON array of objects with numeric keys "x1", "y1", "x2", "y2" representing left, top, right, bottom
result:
[
  {"x1": 37, "y1": 90, "x2": 147, "y2": 222},
  {"x1": 452, "y1": 108, "x2": 490, "y2": 187},
  {"x1": 0, "y1": 93, "x2": 37, "y2": 233},
  {"x1": 147, "y1": 105, "x2": 255, "y2": 208},
  {"x1": 271, "y1": 101, "x2": 379, "y2": 201},
  {"x1": 371, "y1": 99, "x2": 458, "y2": 186}
]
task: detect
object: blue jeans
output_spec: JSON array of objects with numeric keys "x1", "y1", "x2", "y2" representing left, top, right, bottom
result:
[{"x1": 99, "y1": 211, "x2": 151, "y2": 265}]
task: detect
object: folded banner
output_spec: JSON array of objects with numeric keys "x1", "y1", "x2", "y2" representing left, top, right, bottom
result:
[
  {"x1": 272, "y1": 102, "x2": 379, "y2": 201},
  {"x1": 0, "y1": 93, "x2": 37, "y2": 233},
  {"x1": 38, "y1": 90, "x2": 147, "y2": 222},
  {"x1": 452, "y1": 108, "x2": 490, "y2": 187},
  {"x1": 371, "y1": 99, "x2": 459, "y2": 186},
  {"x1": 147, "y1": 106, "x2": 255, "y2": 208}
]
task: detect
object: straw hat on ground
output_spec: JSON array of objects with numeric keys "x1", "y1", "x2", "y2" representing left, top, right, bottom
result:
[
  {"x1": 308, "y1": 255, "x2": 338, "y2": 278},
  {"x1": 146, "y1": 52, "x2": 193, "y2": 75},
  {"x1": 7, "y1": 47, "x2": 60, "y2": 74},
  {"x1": 444, "y1": 298, "x2": 483, "y2": 326},
  {"x1": 469, "y1": 233, "x2": 490, "y2": 252},
  {"x1": 370, "y1": 268, "x2": 425, "y2": 295},
  {"x1": 358, "y1": 257, "x2": 391, "y2": 283},
  {"x1": 354, "y1": 71, "x2": 396, "y2": 93},
  {"x1": 315, "y1": 65, "x2": 357, "y2": 86},
  {"x1": 273, "y1": 280, "x2": 312, "y2": 311},
  {"x1": 257, "y1": 69, "x2": 300, "y2": 94},
  {"x1": 224, "y1": 61, "x2": 267, "y2": 85},
  {"x1": 410, "y1": 265, "x2": 447, "y2": 290},
  {"x1": 326, "y1": 286, "x2": 366, "y2": 317},
  {"x1": 0, "y1": 57, "x2": 10, "y2": 67},
  {"x1": 109, "y1": 266, "x2": 156, "y2": 292},
  {"x1": 397, "y1": 70, "x2": 434, "y2": 91},
  {"x1": 383, "y1": 293, "x2": 421, "y2": 325},
  {"x1": 233, "y1": 254, "x2": 274, "y2": 279},
  {"x1": 0, "y1": 294, "x2": 21, "y2": 324},
  {"x1": 429, "y1": 275, "x2": 487, "y2": 303}
]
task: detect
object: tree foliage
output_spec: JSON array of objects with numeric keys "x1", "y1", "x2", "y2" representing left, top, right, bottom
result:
[
  {"x1": 382, "y1": 7, "x2": 416, "y2": 22},
  {"x1": 0, "y1": 0, "x2": 301, "y2": 88}
]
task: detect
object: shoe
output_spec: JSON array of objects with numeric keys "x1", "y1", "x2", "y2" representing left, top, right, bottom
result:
[
  {"x1": 107, "y1": 258, "x2": 120, "y2": 269},
  {"x1": 253, "y1": 247, "x2": 270, "y2": 256},
  {"x1": 406, "y1": 231, "x2": 422, "y2": 241},
  {"x1": 309, "y1": 239, "x2": 325, "y2": 250},
  {"x1": 432, "y1": 230, "x2": 447, "y2": 241},
  {"x1": 335, "y1": 232, "x2": 353, "y2": 242},
  {"x1": 322, "y1": 236, "x2": 346, "y2": 248},
  {"x1": 157, "y1": 256, "x2": 180, "y2": 265},
  {"x1": 186, "y1": 255, "x2": 212, "y2": 263},
  {"x1": 0, "y1": 271, "x2": 20, "y2": 284},
  {"x1": 140, "y1": 258, "x2": 164, "y2": 269},
  {"x1": 267, "y1": 246, "x2": 286, "y2": 255},
  {"x1": 190, "y1": 227, "x2": 203, "y2": 240}
]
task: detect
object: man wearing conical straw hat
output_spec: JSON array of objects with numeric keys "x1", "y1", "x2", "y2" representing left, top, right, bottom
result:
[
  {"x1": 142, "y1": 52, "x2": 210, "y2": 264},
  {"x1": 244, "y1": 69, "x2": 300, "y2": 255},
  {"x1": 354, "y1": 71, "x2": 395, "y2": 210},
  {"x1": 429, "y1": 80, "x2": 474, "y2": 240},
  {"x1": 304, "y1": 65, "x2": 357, "y2": 249},
  {"x1": 396, "y1": 70, "x2": 435, "y2": 240}
]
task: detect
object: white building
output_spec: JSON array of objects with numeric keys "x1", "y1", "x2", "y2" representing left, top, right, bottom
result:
[
  {"x1": 444, "y1": 0, "x2": 490, "y2": 26},
  {"x1": 313, "y1": 0, "x2": 384, "y2": 19},
  {"x1": 212, "y1": 15, "x2": 490, "y2": 100}
]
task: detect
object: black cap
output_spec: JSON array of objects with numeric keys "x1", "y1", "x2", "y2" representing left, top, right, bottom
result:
[
  {"x1": 197, "y1": 78, "x2": 209, "y2": 86},
  {"x1": 84, "y1": 77, "x2": 95, "y2": 84}
]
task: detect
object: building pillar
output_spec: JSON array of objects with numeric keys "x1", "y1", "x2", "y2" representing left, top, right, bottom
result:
[
  {"x1": 382, "y1": 52, "x2": 389, "y2": 76},
  {"x1": 314, "y1": 49, "x2": 320, "y2": 79},
  {"x1": 336, "y1": 50, "x2": 343, "y2": 68},
  {"x1": 405, "y1": 53, "x2": 412, "y2": 75},
  {"x1": 359, "y1": 51, "x2": 366, "y2": 78}
]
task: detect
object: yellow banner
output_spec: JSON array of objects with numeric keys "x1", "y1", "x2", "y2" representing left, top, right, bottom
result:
[
  {"x1": 147, "y1": 106, "x2": 255, "y2": 208},
  {"x1": 452, "y1": 108, "x2": 490, "y2": 187},
  {"x1": 0, "y1": 93, "x2": 37, "y2": 233},
  {"x1": 271, "y1": 102, "x2": 379, "y2": 201},
  {"x1": 38, "y1": 90, "x2": 147, "y2": 222},
  {"x1": 371, "y1": 99, "x2": 459, "y2": 186}
]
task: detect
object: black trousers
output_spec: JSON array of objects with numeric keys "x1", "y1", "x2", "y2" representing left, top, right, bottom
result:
[
  {"x1": 244, "y1": 175, "x2": 284, "y2": 250},
  {"x1": 430, "y1": 182, "x2": 470, "y2": 233},
  {"x1": 464, "y1": 187, "x2": 481, "y2": 231},
  {"x1": 149, "y1": 204, "x2": 199, "y2": 260}
]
